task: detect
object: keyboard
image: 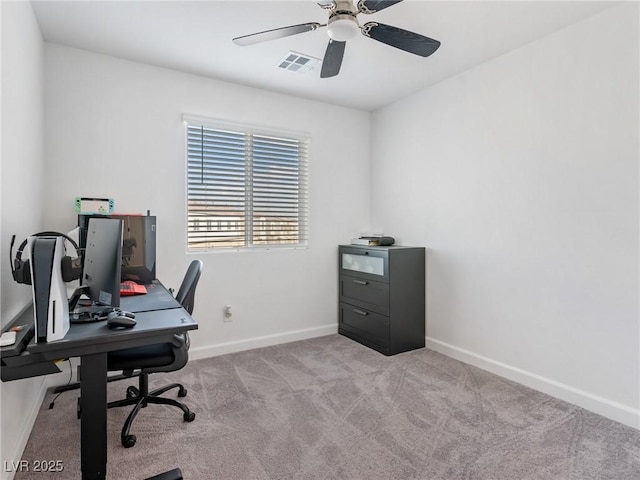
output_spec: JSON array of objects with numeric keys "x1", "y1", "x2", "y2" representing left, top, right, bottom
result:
[{"x1": 119, "y1": 281, "x2": 148, "y2": 296}]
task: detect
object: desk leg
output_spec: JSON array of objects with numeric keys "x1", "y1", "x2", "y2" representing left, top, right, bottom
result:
[{"x1": 80, "y1": 352, "x2": 107, "y2": 480}]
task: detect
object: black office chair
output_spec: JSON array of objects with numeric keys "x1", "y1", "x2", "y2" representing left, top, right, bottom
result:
[{"x1": 106, "y1": 260, "x2": 203, "y2": 448}]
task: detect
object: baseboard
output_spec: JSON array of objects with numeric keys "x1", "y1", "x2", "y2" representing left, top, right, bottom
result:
[
  {"x1": 425, "y1": 337, "x2": 640, "y2": 430},
  {"x1": 189, "y1": 323, "x2": 338, "y2": 361},
  {"x1": 0, "y1": 378, "x2": 48, "y2": 480}
]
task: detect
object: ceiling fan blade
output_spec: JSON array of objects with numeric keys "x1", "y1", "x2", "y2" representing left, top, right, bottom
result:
[
  {"x1": 320, "y1": 40, "x2": 346, "y2": 78},
  {"x1": 357, "y1": 0, "x2": 403, "y2": 14},
  {"x1": 361, "y1": 22, "x2": 440, "y2": 57},
  {"x1": 233, "y1": 22, "x2": 323, "y2": 46}
]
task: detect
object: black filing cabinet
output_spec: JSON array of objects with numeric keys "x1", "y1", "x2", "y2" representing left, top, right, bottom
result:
[{"x1": 338, "y1": 245, "x2": 425, "y2": 356}]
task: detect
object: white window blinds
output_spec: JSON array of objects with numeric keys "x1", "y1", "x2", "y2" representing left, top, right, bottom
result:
[{"x1": 186, "y1": 121, "x2": 309, "y2": 251}]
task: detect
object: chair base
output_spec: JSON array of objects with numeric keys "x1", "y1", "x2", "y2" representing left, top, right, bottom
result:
[{"x1": 107, "y1": 373, "x2": 195, "y2": 448}]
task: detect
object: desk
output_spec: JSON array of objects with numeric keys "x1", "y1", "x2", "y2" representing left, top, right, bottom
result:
[{"x1": 2, "y1": 284, "x2": 198, "y2": 480}]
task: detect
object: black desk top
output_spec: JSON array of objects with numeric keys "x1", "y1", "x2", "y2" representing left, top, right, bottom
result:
[
  {"x1": 28, "y1": 308, "x2": 197, "y2": 359},
  {"x1": 2, "y1": 282, "x2": 197, "y2": 362}
]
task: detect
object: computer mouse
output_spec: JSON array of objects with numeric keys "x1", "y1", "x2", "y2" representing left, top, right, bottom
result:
[{"x1": 106, "y1": 314, "x2": 137, "y2": 329}]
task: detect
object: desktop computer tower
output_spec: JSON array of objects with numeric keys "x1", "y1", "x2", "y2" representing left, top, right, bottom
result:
[{"x1": 77, "y1": 214, "x2": 156, "y2": 284}]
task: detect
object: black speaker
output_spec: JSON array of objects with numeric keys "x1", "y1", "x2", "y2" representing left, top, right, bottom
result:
[{"x1": 10, "y1": 232, "x2": 82, "y2": 285}]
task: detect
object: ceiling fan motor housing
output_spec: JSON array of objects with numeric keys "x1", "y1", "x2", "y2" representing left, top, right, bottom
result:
[{"x1": 327, "y1": 1, "x2": 360, "y2": 42}]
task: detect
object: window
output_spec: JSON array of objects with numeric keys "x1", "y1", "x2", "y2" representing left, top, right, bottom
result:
[{"x1": 185, "y1": 118, "x2": 309, "y2": 251}]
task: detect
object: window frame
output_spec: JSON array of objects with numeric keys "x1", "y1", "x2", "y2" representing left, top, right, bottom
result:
[{"x1": 183, "y1": 115, "x2": 310, "y2": 253}]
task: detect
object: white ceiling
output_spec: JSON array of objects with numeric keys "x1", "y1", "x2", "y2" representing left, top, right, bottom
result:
[{"x1": 31, "y1": 0, "x2": 616, "y2": 111}]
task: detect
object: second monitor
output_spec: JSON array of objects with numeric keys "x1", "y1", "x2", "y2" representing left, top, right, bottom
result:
[
  {"x1": 83, "y1": 217, "x2": 123, "y2": 309},
  {"x1": 68, "y1": 217, "x2": 124, "y2": 321}
]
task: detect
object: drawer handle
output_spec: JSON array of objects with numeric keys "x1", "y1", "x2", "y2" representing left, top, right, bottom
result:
[
  {"x1": 352, "y1": 308, "x2": 369, "y2": 316},
  {"x1": 352, "y1": 280, "x2": 369, "y2": 285}
]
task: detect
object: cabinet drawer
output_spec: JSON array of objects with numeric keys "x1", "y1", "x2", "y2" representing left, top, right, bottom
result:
[
  {"x1": 339, "y1": 275, "x2": 389, "y2": 314},
  {"x1": 339, "y1": 302, "x2": 389, "y2": 349},
  {"x1": 339, "y1": 246, "x2": 389, "y2": 283}
]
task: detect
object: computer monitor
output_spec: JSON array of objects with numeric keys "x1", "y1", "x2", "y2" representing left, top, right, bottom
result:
[
  {"x1": 77, "y1": 214, "x2": 156, "y2": 284},
  {"x1": 116, "y1": 214, "x2": 156, "y2": 284},
  {"x1": 71, "y1": 217, "x2": 123, "y2": 319}
]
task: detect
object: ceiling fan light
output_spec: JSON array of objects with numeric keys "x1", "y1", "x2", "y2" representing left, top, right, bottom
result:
[{"x1": 327, "y1": 15, "x2": 359, "y2": 42}]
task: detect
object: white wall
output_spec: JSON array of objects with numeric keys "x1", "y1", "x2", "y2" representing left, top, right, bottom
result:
[
  {"x1": 1, "y1": 3, "x2": 45, "y2": 321},
  {"x1": 0, "y1": 2, "x2": 48, "y2": 477},
  {"x1": 43, "y1": 44, "x2": 371, "y2": 356},
  {"x1": 371, "y1": 4, "x2": 639, "y2": 428}
]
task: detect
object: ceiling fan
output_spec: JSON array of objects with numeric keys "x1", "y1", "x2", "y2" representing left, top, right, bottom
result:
[{"x1": 232, "y1": 0, "x2": 441, "y2": 78}]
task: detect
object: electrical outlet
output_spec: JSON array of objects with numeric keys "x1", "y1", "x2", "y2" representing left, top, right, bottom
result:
[{"x1": 223, "y1": 305, "x2": 233, "y2": 322}]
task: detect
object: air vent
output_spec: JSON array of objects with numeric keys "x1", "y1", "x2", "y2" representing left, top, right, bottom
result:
[{"x1": 277, "y1": 52, "x2": 321, "y2": 74}]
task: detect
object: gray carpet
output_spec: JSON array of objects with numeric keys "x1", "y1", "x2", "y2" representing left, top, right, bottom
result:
[{"x1": 15, "y1": 334, "x2": 640, "y2": 479}]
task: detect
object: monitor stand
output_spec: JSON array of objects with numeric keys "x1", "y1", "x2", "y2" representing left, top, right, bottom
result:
[{"x1": 68, "y1": 287, "x2": 115, "y2": 324}]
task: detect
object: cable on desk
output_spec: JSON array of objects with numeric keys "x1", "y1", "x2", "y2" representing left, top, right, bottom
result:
[{"x1": 48, "y1": 358, "x2": 73, "y2": 409}]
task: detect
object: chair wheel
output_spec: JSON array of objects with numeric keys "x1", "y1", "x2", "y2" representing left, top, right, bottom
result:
[
  {"x1": 126, "y1": 386, "x2": 139, "y2": 398},
  {"x1": 178, "y1": 387, "x2": 187, "y2": 398},
  {"x1": 122, "y1": 434, "x2": 137, "y2": 448},
  {"x1": 184, "y1": 411, "x2": 195, "y2": 422}
]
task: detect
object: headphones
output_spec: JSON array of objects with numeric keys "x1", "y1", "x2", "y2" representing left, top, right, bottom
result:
[{"x1": 10, "y1": 232, "x2": 82, "y2": 285}]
